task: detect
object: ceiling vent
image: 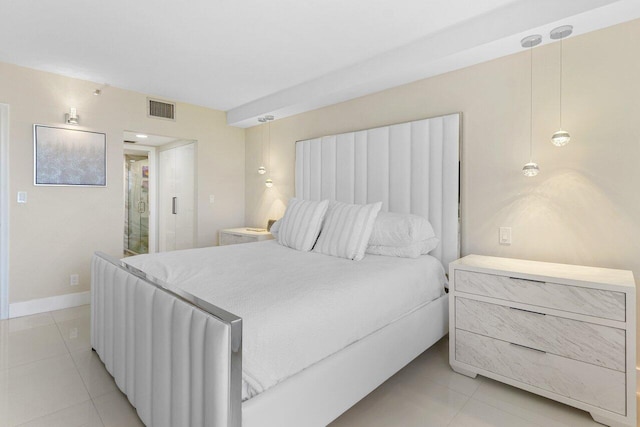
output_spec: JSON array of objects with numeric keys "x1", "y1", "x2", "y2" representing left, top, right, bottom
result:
[{"x1": 148, "y1": 98, "x2": 176, "y2": 120}]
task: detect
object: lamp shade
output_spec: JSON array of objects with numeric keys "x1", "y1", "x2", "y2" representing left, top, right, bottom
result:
[
  {"x1": 551, "y1": 130, "x2": 570, "y2": 147},
  {"x1": 522, "y1": 162, "x2": 540, "y2": 177}
]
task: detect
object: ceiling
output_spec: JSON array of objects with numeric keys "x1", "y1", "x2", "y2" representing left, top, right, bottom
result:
[
  {"x1": 1, "y1": 0, "x2": 638, "y2": 128},
  {"x1": 123, "y1": 131, "x2": 179, "y2": 147}
]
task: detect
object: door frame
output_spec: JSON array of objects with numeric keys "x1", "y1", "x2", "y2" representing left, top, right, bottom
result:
[
  {"x1": 0, "y1": 104, "x2": 9, "y2": 319},
  {"x1": 124, "y1": 144, "x2": 158, "y2": 254}
]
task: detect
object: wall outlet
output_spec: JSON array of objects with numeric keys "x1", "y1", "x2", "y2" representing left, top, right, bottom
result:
[
  {"x1": 209, "y1": 195, "x2": 215, "y2": 204},
  {"x1": 70, "y1": 274, "x2": 79, "y2": 286},
  {"x1": 499, "y1": 227, "x2": 512, "y2": 245},
  {"x1": 69, "y1": 327, "x2": 78, "y2": 340}
]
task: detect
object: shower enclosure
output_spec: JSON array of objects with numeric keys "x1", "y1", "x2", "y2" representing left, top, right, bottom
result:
[{"x1": 124, "y1": 154, "x2": 149, "y2": 255}]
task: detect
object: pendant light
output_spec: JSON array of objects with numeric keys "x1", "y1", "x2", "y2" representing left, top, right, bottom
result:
[
  {"x1": 264, "y1": 115, "x2": 274, "y2": 188},
  {"x1": 257, "y1": 117, "x2": 267, "y2": 174},
  {"x1": 522, "y1": 34, "x2": 541, "y2": 177},
  {"x1": 550, "y1": 25, "x2": 573, "y2": 147}
]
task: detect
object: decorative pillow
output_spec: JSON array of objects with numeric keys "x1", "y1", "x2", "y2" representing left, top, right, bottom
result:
[
  {"x1": 368, "y1": 212, "x2": 436, "y2": 247},
  {"x1": 277, "y1": 198, "x2": 329, "y2": 251},
  {"x1": 313, "y1": 201, "x2": 382, "y2": 261},
  {"x1": 269, "y1": 219, "x2": 281, "y2": 239},
  {"x1": 366, "y1": 237, "x2": 440, "y2": 259}
]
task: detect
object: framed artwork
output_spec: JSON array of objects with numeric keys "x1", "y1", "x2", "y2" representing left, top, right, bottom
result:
[{"x1": 34, "y1": 125, "x2": 107, "y2": 186}]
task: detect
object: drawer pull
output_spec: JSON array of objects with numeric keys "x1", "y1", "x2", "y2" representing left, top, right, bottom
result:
[
  {"x1": 509, "y1": 307, "x2": 546, "y2": 316},
  {"x1": 509, "y1": 276, "x2": 545, "y2": 284},
  {"x1": 510, "y1": 342, "x2": 546, "y2": 354}
]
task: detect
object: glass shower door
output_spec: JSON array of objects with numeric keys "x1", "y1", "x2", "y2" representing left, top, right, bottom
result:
[{"x1": 125, "y1": 156, "x2": 149, "y2": 255}]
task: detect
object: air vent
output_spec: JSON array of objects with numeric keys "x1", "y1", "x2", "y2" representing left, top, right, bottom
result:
[{"x1": 148, "y1": 98, "x2": 176, "y2": 120}]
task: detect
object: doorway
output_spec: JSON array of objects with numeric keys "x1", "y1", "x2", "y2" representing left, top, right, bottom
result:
[
  {"x1": 123, "y1": 131, "x2": 196, "y2": 255},
  {"x1": 0, "y1": 104, "x2": 8, "y2": 319}
]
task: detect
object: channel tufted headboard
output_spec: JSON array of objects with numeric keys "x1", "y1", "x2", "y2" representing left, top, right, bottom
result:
[{"x1": 295, "y1": 113, "x2": 460, "y2": 268}]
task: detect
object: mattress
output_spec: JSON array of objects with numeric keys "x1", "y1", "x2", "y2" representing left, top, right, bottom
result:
[{"x1": 123, "y1": 240, "x2": 446, "y2": 400}]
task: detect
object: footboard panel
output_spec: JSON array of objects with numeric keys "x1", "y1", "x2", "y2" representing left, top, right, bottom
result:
[{"x1": 91, "y1": 252, "x2": 242, "y2": 427}]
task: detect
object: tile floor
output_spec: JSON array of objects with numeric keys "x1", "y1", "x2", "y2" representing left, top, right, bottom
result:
[{"x1": 0, "y1": 304, "x2": 636, "y2": 426}]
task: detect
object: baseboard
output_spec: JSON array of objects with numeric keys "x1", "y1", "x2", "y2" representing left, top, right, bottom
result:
[{"x1": 9, "y1": 291, "x2": 90, "y2": 318}]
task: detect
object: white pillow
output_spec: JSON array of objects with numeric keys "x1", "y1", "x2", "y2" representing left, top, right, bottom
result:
[
  {"x1": 366, "y1": 237, "x2": 440, "y2": 259},
  {"x1": 313, "y1": 201, "x2": 382, "y2": 261},
  {"x1": 368, "y1": 212, "x2": 436, "y2": 247},
  {"x1": 277, "y1": 198, "x2": 329, "y2": 252},
  {"x1": 269, "y1": 219, "x2": 281, "y2": 239}
]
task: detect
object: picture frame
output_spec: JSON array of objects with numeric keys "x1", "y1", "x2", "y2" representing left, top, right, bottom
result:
[{"x1": 33, "y1": 125, "x2": 107, "y2": 186}]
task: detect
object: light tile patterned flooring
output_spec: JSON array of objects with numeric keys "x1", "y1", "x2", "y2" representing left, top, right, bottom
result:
[{"x1": 0, "y1": 304, "x2": 635, "y2": 426}]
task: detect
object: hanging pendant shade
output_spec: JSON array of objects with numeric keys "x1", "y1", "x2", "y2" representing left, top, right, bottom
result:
[
  {"x1": 522, "y1": 162, "x2": 540, "y2": 177},
  {"x1": 551, "y1": 130, "x2": 570, "y2": 147}
]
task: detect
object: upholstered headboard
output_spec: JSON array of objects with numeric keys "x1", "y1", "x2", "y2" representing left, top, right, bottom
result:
[{"x1": 295, "y1": 113, "x2": 460, "y2": 268}]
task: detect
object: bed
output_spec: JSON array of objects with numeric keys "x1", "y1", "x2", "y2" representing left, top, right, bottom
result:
[{"x1": 91, "y1": 113, "x2": 460, "y2": 427}]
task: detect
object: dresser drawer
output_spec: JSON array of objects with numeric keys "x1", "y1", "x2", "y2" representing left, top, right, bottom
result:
[
  {"x1": 455, "y1": 270, "x2": 625, "y2": 321},
  {"x1": 455, "y1": 329, "x2": 626, "y2": 415},
  {"x1": 219, "y1": 232, "x2": 257, "y2": 246},
  {"x1": 455, "y1": 297, "x2": 625, "y2": 371}
]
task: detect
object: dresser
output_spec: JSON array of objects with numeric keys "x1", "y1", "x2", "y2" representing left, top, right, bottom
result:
[
  {"x1": 449, "y1": 255, "x2": 636, "y2": 427},
  {"x1": 219, "y1": 227, "x2": 274, "y2": 246}
]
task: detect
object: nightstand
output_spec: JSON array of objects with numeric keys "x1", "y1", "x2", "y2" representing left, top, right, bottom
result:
[
  {"x1": 219, "y1": 227, "x2": 274, "y2": 246},
  {"x1": 449, "y1": 255, "x2": 636, "y2": 427}
]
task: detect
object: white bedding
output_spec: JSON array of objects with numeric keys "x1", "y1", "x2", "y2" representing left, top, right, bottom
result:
[{"x1": 123, "y1": 240, "x2": 446, "y2": 400}]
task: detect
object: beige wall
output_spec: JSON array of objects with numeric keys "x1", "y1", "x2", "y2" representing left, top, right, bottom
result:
[
  {"x1": 246, "y1": 21, "x2": 640, "y2": 358},
  {"x1": 0, "y1": 62, "x2": 246, "y2": 304}
]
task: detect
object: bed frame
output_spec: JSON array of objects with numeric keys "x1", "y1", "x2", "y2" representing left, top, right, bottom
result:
[{"x1": 92, "y1": 113, "x2": 460, "y2": 426}]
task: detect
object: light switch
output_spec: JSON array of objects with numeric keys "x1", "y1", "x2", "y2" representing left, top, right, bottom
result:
[
  {"x1": 499, "y1": 227, "x2": 512, "y2": 245},
  {"x1": 209, "y1": 195, "x2": 215, "y2": 204},
  {"x1": 17, "y1": 192, "x2": 27, "y2": 204}
]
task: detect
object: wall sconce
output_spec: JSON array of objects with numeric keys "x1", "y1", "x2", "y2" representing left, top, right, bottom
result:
[{"x1": 65, "y1": 107, "x2": 79, "y2": 125}]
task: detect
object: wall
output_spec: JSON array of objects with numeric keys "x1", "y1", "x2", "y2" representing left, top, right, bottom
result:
[
  {"x1": 246, "y1": 20, "x2": 640, "y2": 358},
  {"x1": 0, "y1": 62, "x2": 246, "y2": 305}
]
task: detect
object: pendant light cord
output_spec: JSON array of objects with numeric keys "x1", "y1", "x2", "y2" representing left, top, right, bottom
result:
[
  {"x1": 529, "y1": 44, "x2": 533, "y2": 161},
  {"x1": 559, "y1": 38, "x2": 563, "y2": 130},
  {"x1": 261, "y1": 122, "x2": 265, "y2": 166}
]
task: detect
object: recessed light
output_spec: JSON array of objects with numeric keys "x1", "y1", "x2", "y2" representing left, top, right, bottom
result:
[{"x1": 136, "y1": 134, "x2": 148, "y2": 139}]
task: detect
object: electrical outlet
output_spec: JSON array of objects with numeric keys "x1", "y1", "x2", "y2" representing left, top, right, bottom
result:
[
  {"x1": 69, "y1": 327, "x2": 78, "y2": 339},
  {"x1": 499, "y1": 227, "x2": 512, "y2": 245},
  {"x1": 209, "y1": 195, "x2": 215, "y2": 204},
  {"x1": 70, "y1": 274, "x2": 79, "y2": 286}
]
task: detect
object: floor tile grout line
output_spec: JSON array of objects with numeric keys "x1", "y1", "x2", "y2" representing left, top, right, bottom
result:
[
  {"x1": 90, "y1": 398, "x2": 107, "y2": 427},
  {"x1": 0, "y1": 349, "x2": 71, "y2": 375},
  {"x1": 13, "y1": 398, "x2": 97, "y2": 427},
  {"x1": 446, "y1": 392, "x2": 473, "y2": 426},
  {"x1": 466, "y1": 393, "x2": 552, "y2": 427},
  {"x1": 68, "y1": 346, "x2": 95, "y2": 399}
]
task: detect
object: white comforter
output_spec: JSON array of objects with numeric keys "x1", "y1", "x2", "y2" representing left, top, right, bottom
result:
[{"x1": 124, "y1": 240, "x2": 446, "y2": 400}]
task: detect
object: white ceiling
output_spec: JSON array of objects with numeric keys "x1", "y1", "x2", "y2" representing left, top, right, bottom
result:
[
  {"x1": 123, "y1": 131, "x2": 178, "y2": 147},
  {"x1": 1, "y1": 0, "x2": 638, "y2": 128}
]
